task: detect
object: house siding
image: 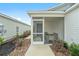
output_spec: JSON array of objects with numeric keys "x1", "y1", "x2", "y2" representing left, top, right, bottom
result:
[
  {"x1": 65, "y1": 7, "x2": 79, "y2": 44},
  {"x1": 0, "y1": 16, "x2": 30, "y2": 41}
]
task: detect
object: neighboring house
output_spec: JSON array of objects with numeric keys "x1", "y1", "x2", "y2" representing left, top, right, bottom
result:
[
  {"x1": 0, "y1": 13, "x2": 30, "y2": 41},
  {"x1": 28, "y1": 3, "x2": 79, "y2": 44}
]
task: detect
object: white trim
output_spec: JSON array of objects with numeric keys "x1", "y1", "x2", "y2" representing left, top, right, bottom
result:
[
  {"x1": 65, "y1": 3, "x2": 79, "y2": 14},
  {"x1": 32, "y1": 18, "x2": 44, "y2": 44},
  {"x1": 30, "y1": 14, "x2": 65, "y2": 17},
  {"x1": 33, "y1": 19, "x2": 43, "y2": 21},
  {"x1": 28, "y1": 11, "x2": 65, "y2": 14},
  {"x1": 31, "y1": 17, "x2": 33, "y2": 44},
  {"x1": 43, "y1": 17, "x2": 44, "y2": 44},
  {"x1": 28, "y1": 11, "x2": 65, "y2": 17}
]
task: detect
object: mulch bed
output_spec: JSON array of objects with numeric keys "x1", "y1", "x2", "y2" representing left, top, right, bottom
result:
[
  {"x1": 0, "y1": 41, "x2": 16, "y2": 56},
  {"x1": 9, "y1": 38, "x2": 31, "y2": 56},
  {"x1": 50, "y1": 40, "x2": 70, "y2": 56},
  {"x1": 0, "y1": 37, "x2": 31, "y2": 56},
  {"x1": 50, "y1": 45, "x2": 69, "y2": 56}
]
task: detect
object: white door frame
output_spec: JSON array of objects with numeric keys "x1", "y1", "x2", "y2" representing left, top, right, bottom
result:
[{"x1": 31, "y1": 18, "x2": 44, "y2": 44}]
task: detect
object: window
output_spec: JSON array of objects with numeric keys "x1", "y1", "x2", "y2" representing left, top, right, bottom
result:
[
  {"x1": 16, "y1": 26, "x2": 19, "y2": 35},
  {"x1": 0, "y1": 24, "x2": 4, "y2": 36}
]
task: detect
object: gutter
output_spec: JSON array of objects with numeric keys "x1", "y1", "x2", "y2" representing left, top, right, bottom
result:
[
  {"x1": 28, "y1": 11, "x2": 65, "y2": 14},
  {"x1": 28, "y1": 11, "x2": 65, "y2": 17},
  {"x1": 65, "y1": 3, "x2": 79, "y2": 14}
]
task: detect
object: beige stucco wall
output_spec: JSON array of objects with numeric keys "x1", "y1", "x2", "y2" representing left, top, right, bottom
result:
[
  {"x1": 44, "y1": 17, "x2": 64, "y2": 40},
  {"x1": 0, "y1": 16, "x2": 30, "y2": 41},
  {"x1": 65, "y1": 7, "x2": 79, "y2": 44}
]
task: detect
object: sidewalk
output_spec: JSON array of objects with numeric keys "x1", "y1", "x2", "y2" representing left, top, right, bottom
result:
[{"x1": 25, "y1": 44, "x2": 55, "y2": 56}]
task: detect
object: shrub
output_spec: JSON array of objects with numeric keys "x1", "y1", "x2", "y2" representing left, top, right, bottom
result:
[
  {"x1": 22, "y1": 31, "x2": 30, "y2": 37},
  {"x1": 63, "y1": 41, "x2": 69, "y2": 49},
  {"x1": 0, "y1": 36, "x2": 4, "y2": 45},
  {"x1": 19, "y1": 31, "x2": 31, "y2": 38},
  {"x1": 69, "y1": 43, "x2": 79, "y2": 56}
]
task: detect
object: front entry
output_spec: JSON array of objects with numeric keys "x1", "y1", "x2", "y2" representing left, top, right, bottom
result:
[{"x1": 32, "y1": 19, "x2": 44, "y2": 44}]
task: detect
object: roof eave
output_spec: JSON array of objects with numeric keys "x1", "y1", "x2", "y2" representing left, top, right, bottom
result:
[
  {"x1": 0, "y1": 13, "x2": 30, "y2": 26},
  {"x1": 48, "y1": 3, "x2": 65, "y2": 11},
  {"x1": 28, "y1": 11, "x2": 65, "y2": 15},
  {"x1": 28, "y1": 11, "x2": 65, "y2": 17},
  {"x1": 65, "y1": 3, "x2": 79, "y2": 14}
]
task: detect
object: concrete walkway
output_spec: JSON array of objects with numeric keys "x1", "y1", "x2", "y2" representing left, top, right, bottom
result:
[{"x1": 25, "y1": 44, "x2": 54, "y2": 56}]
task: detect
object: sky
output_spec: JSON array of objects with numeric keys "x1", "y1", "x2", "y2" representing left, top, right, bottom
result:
[{"x1": 0, "y1": 3, "x2": 59, "y2": 25}]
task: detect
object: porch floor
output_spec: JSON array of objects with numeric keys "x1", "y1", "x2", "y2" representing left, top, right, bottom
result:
[{"x1": 25, "y1": 44, "x2": 54, "y2": 56}]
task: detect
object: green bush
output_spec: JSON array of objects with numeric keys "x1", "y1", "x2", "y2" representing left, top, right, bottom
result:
[
  {"x1": 19, "y1": 35, "x2": 24, "y2": 38},
  {"x1": 0, "y1": 36, "x2": 4, "y2": 45},
  {"x1": 69, "y1": 43, "x2": 79, "y2": 56},
  {"x1": 63, "y1": 41, "x2": 69, "y2": 49}
]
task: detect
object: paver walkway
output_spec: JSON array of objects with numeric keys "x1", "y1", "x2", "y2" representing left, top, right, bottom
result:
[{"x1": 25, "y1": 44, "x2": 54, "y2": 56}]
